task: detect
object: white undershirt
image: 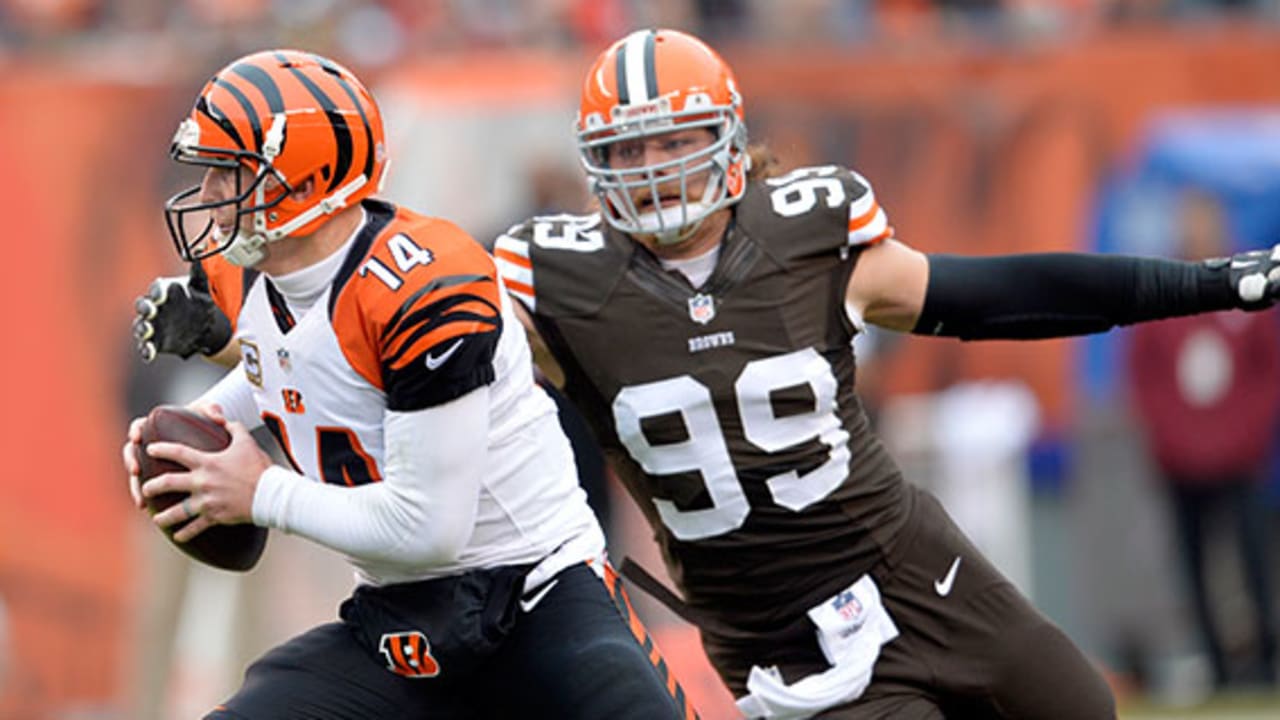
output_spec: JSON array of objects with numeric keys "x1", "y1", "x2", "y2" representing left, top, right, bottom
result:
[
  {"x1": 659, "y1": 243, "x2": 721, "y2": 288},
  {"x1": 269, "y1": 211, "x2": 362, "y2": 314}
]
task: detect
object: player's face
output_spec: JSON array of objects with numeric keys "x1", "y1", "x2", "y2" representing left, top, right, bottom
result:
[
  {"x1": 195, "y1": 164, "x2": 288, "y2": 244},
  {"x1": 610, "y1": 127, "x2": 716, "y2": 211},
  {"x1": 198, "y1": 165, "x2": 248, "y2": 235}
]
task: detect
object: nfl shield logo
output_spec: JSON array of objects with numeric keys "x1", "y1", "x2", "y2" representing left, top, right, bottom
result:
[
  {"x1": 277, "y1": 347, "x2": 292, "y2": 373},
  {"x1": 832, "y1": 590, "x2": 863, "y2": 622},
  {"x1": 688, "y1": 293, "x2": 716, "y2": 325}
]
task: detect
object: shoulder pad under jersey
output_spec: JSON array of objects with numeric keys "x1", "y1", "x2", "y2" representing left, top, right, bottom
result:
[
  {"x1": 330, "y1": 201, "x2": 502, "y2": 411},
  {"x1": 492, "y1": 212, "x2": 632, "y2": 318},
  {"x1": 735, "y1": 164, "x2": 893, "y2": 262}
]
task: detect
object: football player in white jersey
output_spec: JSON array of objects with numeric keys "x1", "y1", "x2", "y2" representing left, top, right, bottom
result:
[
  {"x1": 122, "y1": 49, "x2": 696, "y2": 720},
  {"x1": 490, "y1": 29, "x2": 1280, "y2": 720}
]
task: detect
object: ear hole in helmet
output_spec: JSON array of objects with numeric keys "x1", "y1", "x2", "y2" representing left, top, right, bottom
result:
[
  {"x1": 260, "y1": 181, "x2": 290, "y2": 206},
  {"x1": 290, "y1": 175, "x2": 318, "y2": 201}
]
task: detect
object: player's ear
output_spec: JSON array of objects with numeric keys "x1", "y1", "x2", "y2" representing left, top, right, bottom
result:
[{"x1": 290, "y1": 176, "x2": 316, "y2": 202}]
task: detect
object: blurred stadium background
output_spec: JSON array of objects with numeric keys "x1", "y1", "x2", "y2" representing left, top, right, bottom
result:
[{"x1": 2, "y1": 0, "x2": 1280, "y2": 718}]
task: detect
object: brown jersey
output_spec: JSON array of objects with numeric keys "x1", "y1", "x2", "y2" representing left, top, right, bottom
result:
[{"x1": 495, "y1": 166, "x2": 908, "y2": 633}]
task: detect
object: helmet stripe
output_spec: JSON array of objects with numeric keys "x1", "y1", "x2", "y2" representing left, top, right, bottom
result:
[
  {"x1": 643, "y1": 31, "x2": 658, "y2": 99},
  {"x1": 196, "y1": 96, "x2": 246, "y2": 150},
  {"x1": 280, "y1": 55, "x2": 353, "y2": 194},
  {"x1": 617, "y1": 30, "x2": 656, "y2": 104},
  {"x1": 614, "y1": 36, "x2": 629, "y2": 105},
  {"x1": 213, "y1": 78, "x2": 263, "y2": 152},
  {"x1": 230, "y1": 62, "x2": 285, "y2": 114},
  {"x1": 312, "y1": 54, "x2": 376, "y2": 180}
]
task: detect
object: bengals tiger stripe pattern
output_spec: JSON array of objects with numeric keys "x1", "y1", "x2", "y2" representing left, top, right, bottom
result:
[
  {"x1": 189, "y1": 49, "x2": 381, "y2": 192},
  {"x1": 328, "y1": 202, "x2": 503, "y2": 412},
  {"x1": 165, "y1": 49, "x2": 388, "y2": 261},
  {"x1": 600, "y1": 562, "x2": 701, "y2": 720}
]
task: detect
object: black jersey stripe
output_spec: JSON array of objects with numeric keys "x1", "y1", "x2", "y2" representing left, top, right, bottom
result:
[
  {"x1": 383, "y1": 297, "x2": 501, "y2": 367},
  {"x1": 388, "y1": 289, "x2": 500, "y2": 338},
  {"x1": 329, "y1": 199, "x2": 395, "y2": 318},
  {"x1": 383, "y1": 275, "x2": 495, "y2": 339},
  {"x1": 263, "y1": 277, "x2": 297, "y2": 334},
  {"x1": 213, "y1": 78, "x2": 263, "y2": 153},
  {"x1": 279, "y1": 52, "x2": 352, "y2": 194},
  {"x1": 241, "y1": 268, "x2": 260, "y2": 307}
]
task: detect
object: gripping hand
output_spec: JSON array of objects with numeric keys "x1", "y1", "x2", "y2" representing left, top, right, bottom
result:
[
  {"x1": 1211, "y1": 244, "x2": 1280, "y2": 311},
  {"x1": 132, "y1": 261, "x2": 232, "y2": 362}
]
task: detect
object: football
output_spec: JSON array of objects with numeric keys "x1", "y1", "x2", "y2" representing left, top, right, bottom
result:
[{"x1": 135, "y1": 405, "x2": 268, "y2": 571}]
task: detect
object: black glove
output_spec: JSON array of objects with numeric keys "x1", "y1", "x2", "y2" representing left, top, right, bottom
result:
[
  {"x1": 1210, "y1": 243, "x2": 1280, "y2": 311},
  {"x1": 132, "y1": 261, "x2": 233, "y2": 362}
]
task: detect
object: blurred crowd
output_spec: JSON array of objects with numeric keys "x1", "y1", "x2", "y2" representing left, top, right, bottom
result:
[{"x1": 3, "y1": 0, "x2": 1280, "y2": 73}]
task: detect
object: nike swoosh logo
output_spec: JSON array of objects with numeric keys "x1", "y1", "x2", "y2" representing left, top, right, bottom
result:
[
  {"x1": 934, "y1": 556, "x2": 962, "y2": 597},
  {"x1": 520, "y1": 579, "x2": 559, "y2": 613},
  {"x1": 1231, "y1": 259, "x2": 1260, "y2": 269},
  {"x1": 424, "y1": 339, "x2": 464, "y2": 370}
]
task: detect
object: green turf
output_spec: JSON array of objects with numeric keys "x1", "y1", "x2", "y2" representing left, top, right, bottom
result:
[{"x1": 1119, "y1": 690, "x2": 1280, "y2": 718}]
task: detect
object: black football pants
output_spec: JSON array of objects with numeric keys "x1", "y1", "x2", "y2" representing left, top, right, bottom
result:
[
  {"x1": 703, "y1": 487, "x2": 1116, "y2": 719},
  {"x1": 205, "y1": 562, "x2": 694, "y2": 719}
]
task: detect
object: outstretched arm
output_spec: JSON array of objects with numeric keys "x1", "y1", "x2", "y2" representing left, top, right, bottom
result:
[{"x1": 848, "y1": 240, "x2": 1280, "y2": 339}]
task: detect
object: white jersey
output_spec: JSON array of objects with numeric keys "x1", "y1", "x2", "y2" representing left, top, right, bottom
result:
[{"x1": 205, "y1": 199, "x2": 602, "y2": 586}]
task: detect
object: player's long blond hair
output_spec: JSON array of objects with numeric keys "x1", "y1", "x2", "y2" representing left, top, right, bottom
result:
[{"x1": 746, "y1": 144, "x2": 781, "y2": 182}]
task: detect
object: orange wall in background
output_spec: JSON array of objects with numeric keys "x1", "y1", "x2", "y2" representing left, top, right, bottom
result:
[{"x1": 0, "y1": 69, "x2": 178, "y2": 718}]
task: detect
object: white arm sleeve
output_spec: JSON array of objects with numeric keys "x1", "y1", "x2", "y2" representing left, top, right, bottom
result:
[
  {"x1": 194, "y1": 364, "x2": 261, "y2": 429},
  {"x1": 250, "y1": 384, "x2": 487, "y2": 568}
]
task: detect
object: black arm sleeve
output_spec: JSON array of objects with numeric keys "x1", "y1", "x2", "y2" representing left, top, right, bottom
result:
[{"x1": 911, "y1": 253, "x2": 1236, "y2": 340}]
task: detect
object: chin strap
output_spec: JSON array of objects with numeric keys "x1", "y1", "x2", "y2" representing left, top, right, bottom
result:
[
  {"x1": 223, "y1": 232, "x2": 268, "y2": 267},
  {"x1": 226, "y1": 172, "x2": 370, "y2": 268},
  {"x1": 649, "y1": 210, "x2": 707, "y2": 246},
  {"x1": 223, "y1": 111, "x2": 371, "y2": 268},
  {"x1": 643, "y1": 168, "x2": 729, "y2": 245}
]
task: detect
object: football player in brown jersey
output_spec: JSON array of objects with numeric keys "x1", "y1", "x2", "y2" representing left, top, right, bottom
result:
[
  {"x1": 123, "y1": 49, "x2": 696, "y2": 720},
  {"x1": 493, "y1": 29, "x2": 1280, "y2": 719}
]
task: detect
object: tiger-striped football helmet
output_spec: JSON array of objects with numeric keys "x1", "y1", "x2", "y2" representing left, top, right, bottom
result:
[{"x1": 164, "y1": 50, "x2": 387, "y2": 267}]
